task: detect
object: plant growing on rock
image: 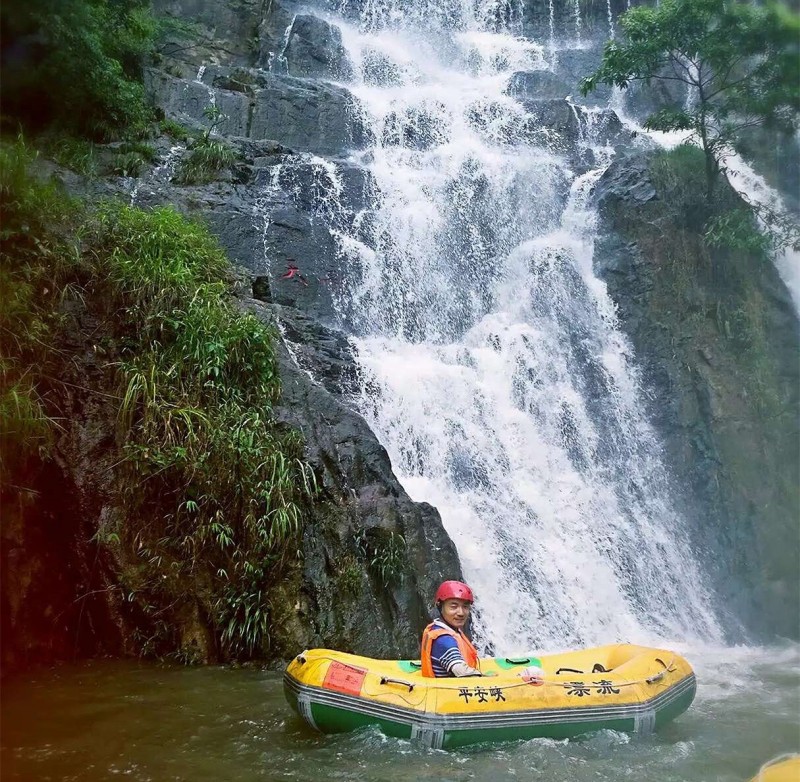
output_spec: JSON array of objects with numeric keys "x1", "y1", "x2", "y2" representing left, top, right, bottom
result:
[
  {"x1": 354, "y1": 528, "x2": 407, "y2": 587},
  {"x1": 1, "y1": 139, "x2": 317, "y2": 662},
  {"x1": 173, "y1": 107, "x2": 238, "y2": 185},
  {"x1": 581, "y1": 0, "x2": 800, "y2": 199}
]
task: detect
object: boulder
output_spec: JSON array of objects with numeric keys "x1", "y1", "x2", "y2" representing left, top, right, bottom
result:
[
  {"x1": 280, "y1": 14, "x2": 354, "y2": 81},
  {"x1": 506, "y1": 69, "x2": 572, "y2": 101},
  {"x1": 250, "y1": 76, "x2": 370, "y2": 154}
]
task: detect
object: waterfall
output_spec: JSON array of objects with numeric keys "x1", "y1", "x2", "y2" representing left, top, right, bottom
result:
[
  {"x1": 606, "y1": 0, "x2": 616, "y2": 38},
  {"x1": 130, "y1": 145, "x2": 183, "y2": 206},
  {"x1": 268, "y1": 19, "x2": 295, "y2": 73},
  {"x1": 303, "y1": 2, "x2": 724, "y2": 652},
  {"x1": 722, "y1": 153, "x2": 800, "y2": 313}
]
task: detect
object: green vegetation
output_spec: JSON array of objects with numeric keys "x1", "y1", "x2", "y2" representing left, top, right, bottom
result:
[
  {"x1": 1, "y1": 139, "x2": 316, "y2": 660},
  {"x1": 581, "y1": 0, "x2": 800, "y2": 198},
  {"x1": 37, "y1": 135, "x2": 100, "y2": 177},
  {"x1": 1, "y1": 0, "x2": 160, "y2": 140},
  {"x1": 173, "y1": 140, "x2": 238, "y2": 185},
  {"x1": 354, "y1": 528, "x2": 407, "y2": 587},
  {"x1": 0, "y1": 141, "x2": 78, "y2": 480},
  {"x1": 160, "y1": 118, "x2": 193, "y2": 143},
  {"x1": 173, "y1": 107, "x2": 238, "y2": 185}
]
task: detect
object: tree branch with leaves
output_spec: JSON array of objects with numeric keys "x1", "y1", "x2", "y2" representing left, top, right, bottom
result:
[{"x1": 581, "y1": 0, "x2": 800, "y2": 199}]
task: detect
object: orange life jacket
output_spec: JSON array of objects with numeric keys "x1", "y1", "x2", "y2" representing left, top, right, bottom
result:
[{"x1": 420, "y1": 621, "x2": 479, "y2": 678}]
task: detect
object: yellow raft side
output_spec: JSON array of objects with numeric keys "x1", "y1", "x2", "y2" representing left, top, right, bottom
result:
[
  {"x1": 750, "y1": 755, "x2": 800, "y2": 782},
  {"x1": 286, "y1": 643, "x2": 693, "y2": 717}
]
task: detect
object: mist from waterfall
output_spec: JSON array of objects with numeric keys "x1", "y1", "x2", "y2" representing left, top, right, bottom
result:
[{"x1": 273, "y1": 1, "x2": 724, "y2": 652}]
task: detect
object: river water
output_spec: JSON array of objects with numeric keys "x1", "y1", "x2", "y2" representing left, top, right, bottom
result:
[{"x1": 2, "y1": 642, "x2": 798, "y2": 781}]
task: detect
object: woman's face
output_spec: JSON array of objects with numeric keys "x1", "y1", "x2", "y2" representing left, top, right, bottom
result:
[{"x1": 440, "y1": 598, "x2": 471, "y2": 630}]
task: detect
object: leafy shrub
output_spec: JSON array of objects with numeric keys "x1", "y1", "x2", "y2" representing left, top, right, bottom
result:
[
  {"x1": 217, "y1": 564, "x2": 272, "y2": 656},
  {"x1": 111, "y1": 151, "x2": 145, "y2": 178},
  {"x1": 1, "y1": 0, "x2": 158, "y2": 139},
  {"x1": 109, "y1": 142, "x2": 158, "y2": 177}
]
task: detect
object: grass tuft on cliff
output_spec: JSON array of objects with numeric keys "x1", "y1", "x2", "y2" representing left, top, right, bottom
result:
[{"x1": 0, "y1": 138, "x2": 316, "y2": 662}]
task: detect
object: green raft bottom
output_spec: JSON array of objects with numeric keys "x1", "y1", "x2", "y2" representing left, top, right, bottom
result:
[{"x1": 284, "y1": 676, "x2": 697, "y2": 749}]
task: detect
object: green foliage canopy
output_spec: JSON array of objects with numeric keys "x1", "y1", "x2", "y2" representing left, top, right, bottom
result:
[
  {"x1": 1, "y1": 0, "x2": 158, "y2": 139},
  {"x1": 581, "y1": 0, "x2": 800, "y2": 195}
]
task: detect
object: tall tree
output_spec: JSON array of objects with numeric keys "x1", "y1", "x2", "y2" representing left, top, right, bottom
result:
[{"x1": 581, "y1": 0, "x2": 800, "y2": 198}]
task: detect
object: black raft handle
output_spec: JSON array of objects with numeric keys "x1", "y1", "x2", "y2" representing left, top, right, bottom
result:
[
  {"x1": 380, "y1": 676, "x2": 415, "y2": 692},
  {"x1": 505, "y1": 657, "x2": 531, "y2": 665},
  {"x1": 555, "y1": 667, "x2": 585, "y2": 675}
]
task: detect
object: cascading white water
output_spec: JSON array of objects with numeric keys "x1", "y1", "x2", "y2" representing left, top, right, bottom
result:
[
  {"x1": 573, "y1": 0, "x2": 582, "y2": 41},
  {"x1": 605, "y1": 0, "x2": 616, "y2": 38},
  {"x1": 268, "y1": 19, "x2": 296, "y2": 73},
  {"x1": 277, "y1": 1, "x2": 724, "y2": 652},
  {"x1": 129, "y1": 144, "x2": 183, "y2": 206},
  {"x1": 721, "y1": 152, "x2": 800, "y2": 314}
]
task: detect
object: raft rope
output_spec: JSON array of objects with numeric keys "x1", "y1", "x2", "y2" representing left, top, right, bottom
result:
[{"x1": 300, "y1": 653, "x2": 678, "y2": 696}]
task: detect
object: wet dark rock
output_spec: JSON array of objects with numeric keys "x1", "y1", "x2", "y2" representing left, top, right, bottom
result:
[
  {"x1": 281, "y1": 14, "x2": 354, "y2": 81},
  {"x1": 382, "y1": 105, "x2": 450, "y2": 150},
  {"x1": 517, "y1": 99, "x2": 627, "y2": 162},
  {"x1": 506, "y1": 70, "x2": 571, "y2": 101},
  {"x1": 250, "y1": 76, "x2": 369, "y2": 154},
  {"x1": 144, "y1": 68, "x2": 251, "y2": 136},
  {"x1": 548, "y1": 46, "x2": 610, "y2": 107},
  {"x1": 519, "y1": 98, "x2": 582, "y2": 149},
  {"x1": 521, "y1": 0, "x2": 645, "y2": 37},
  {"x1": 594, "y1": 151, "x2": 658, "y2": 208},
  {"x1": 270, "y1": 305, "x2": 360, "y2": 396},
  {"x1": 145, "y1": 68, "x2": 368, "y2": 156},
  {"x1": 593, "y1": 150, "x2": 800, "y2": 640}
]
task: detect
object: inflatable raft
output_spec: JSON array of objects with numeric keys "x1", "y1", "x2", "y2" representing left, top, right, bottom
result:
[
  {"x1": 749, "y1": 754, "x2": 800, "y2": 782},
  {"x1": 284, "y1": 643, "x2": 696, "y2": 748}
]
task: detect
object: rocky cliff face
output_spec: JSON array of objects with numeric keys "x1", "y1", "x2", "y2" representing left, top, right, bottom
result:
[
  {"x1": 2, "y1": 0, "x2": 465, "y2": 671},
  {"x1": 593, "y1": 150, "x2": 800, "y2": 639},
  {"x1": 140, "y1": 0, "x2": 798, "y2": 642}
]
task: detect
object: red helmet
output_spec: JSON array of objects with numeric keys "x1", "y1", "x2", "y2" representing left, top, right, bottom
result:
[{"x1": 435, "y1": 580, "x2": 474, "y2": 604}]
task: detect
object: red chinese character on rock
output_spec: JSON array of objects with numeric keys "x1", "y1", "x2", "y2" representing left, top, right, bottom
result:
[{"x1": 279, "y1": 260, "x2": 309, "y2": 286}]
